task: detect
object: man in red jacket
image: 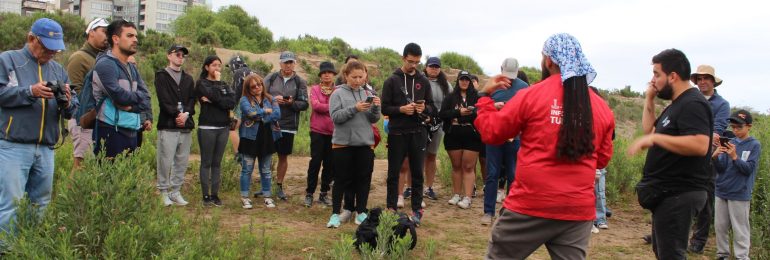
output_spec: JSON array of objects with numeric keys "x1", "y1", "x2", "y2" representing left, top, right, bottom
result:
[{"x1": 476, "y1": 33, "x2": 615, "y2": 259}]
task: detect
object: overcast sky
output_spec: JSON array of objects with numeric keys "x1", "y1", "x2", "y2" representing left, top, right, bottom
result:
[{"x1": 213, "y1": 0, "x2": 769, "y2": 112}]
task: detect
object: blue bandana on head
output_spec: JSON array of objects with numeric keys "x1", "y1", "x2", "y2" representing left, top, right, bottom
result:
[{"x1": 542, "y1": 33, "x2": 596, "y2": 84}]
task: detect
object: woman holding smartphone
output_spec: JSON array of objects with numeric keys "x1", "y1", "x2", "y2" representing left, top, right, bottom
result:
[
  {"x1": 440, "y1": 71, "x2": 482, "y2": 209},
  {"x1": 326, "y1": 61, "x2": 381, "y2": 228},
  {"x1": 238, "y1": 74, "x2": 281, "y2": 209},
  {"x1": 196, "y1": 55, "x2": 237, "y2": 206}
]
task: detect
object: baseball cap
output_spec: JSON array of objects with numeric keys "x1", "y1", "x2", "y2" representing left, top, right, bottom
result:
[
  {"x1": 426, "y1": 57, "x2": 441, "y2": 67},
  {"x1": 458, "y1": 70, "x2": 472, "y2": 80},
  {"x1": 729, "y1": 109, "x2": 753, "y2": 125},
  {"x1": 280, "y1": 51, "x2": 296, "y2": 63},
  {"x1": 85, "y1": 18, "x2": 109, "y2": 35},
  {"x1": 31, "y1": 18, "x2": 65, "y2": 51},
  {"x1": 167, "y1": 44, "x2": 189, "y2": 55},
  {"x1": 501, "y1": 58, "x2": 519, "y2": 79}
]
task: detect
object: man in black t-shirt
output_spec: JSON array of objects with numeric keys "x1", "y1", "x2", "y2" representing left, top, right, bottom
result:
[{"x1": 628, "y1": 49, "x2": 713, "y2": 260}]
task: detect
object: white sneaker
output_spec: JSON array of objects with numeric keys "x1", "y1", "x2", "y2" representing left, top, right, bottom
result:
[
  {"x1": 161, "y1": 191, "x2": 173, "y2": 207},
  {"x1": 591, "y1": 225, "x2": 600, "y2": 234},
  {"x1": 421, "y1": 201, "x2": 426, "y2": 208},
  {"x1": 598, "y1": 223, "x2": 609, "y2": 229},
  {"x1": 169, "y1": 191, "x2": 189, "y2": 206},
  {"x1": 457, "y1": 196, "x2": 472, "y2": 209},
  {"x1": 448, "y1": 194, "x2": 461, "y2": 205},
  {"x1": 397, "y1": 195, "x2": 405, "y2": 208},
  {"x1": 339, "y1": 209, "x2": 353, "y2": 223},
  {"x1": 496, "y1": 189, "x2": 504, "y2": 203},
  {"x1": 241, "y1": 197, "x2": 253, "y2": 209},
  {"x1": 264, "y1": 198, "x2": 276, "y2": 208}
]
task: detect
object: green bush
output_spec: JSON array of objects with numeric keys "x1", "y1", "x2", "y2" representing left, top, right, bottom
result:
[
  {"x1": 0, "y1": 11, "x2": 85, "y2": 51},
  {"x1": 173, "y1": 6, "x2": 272, "y2": 52},
  {"x1": 438, "y1": 52, "x2": 483, "y2": 75}
]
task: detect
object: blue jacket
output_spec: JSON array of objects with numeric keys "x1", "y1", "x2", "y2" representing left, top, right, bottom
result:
[
  {"x1": 238, "y1": 96, "x2": 281, "y2": 141},
  {"x1": 714, "y1": 136, "x2": 761, "y2": 201},
  {"x1": 490, "y1": 78, "x2": 528, "y2": 102},
  {"x1": 0, "y1": 45, "x2": 78, "y2": 145},
  {"x1": 91, "y1": 51, "x2": 152, "y2": 129},
  {"x1": 709, "y1": 90, "x2": 730, "y2": 135}
]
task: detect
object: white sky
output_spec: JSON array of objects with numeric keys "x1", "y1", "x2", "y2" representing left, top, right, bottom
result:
[{"x1": 214, "y1": 0, "x2": 770, "y2": 113}]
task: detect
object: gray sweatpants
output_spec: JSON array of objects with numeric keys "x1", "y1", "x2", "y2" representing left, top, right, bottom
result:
[
  {"x1": 715, "y1": 197, "x2": 751, "y2": 260},
  {"x1": 156, "y1": 130, "x2": 192, "y2": 192},
  {"x1": 486, "y1": 209, "x2": 592, "y2": 260},
  {"x1": 198, "y1": 128, "x2": 229, "y2": 196}
]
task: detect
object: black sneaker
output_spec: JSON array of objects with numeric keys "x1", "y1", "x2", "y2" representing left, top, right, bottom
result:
[
  {"x1": 276, "y1": 185, "x2": 288, "y2": 201},
  {"x1": 210, "y1": 195, "x2": 223, "y2": 207},
  {"x1": 203, "y1": 195, "x2": 213, "y2": 206},
  {"x1": 643, "y1": 234, "x2": 652, "y2": 244},
  {"x1": 424, "y1": 187, "x2": 438, "y2": 200},
  {"x1": 319, "y1": 192, "x2": 332, "y2": 206},
  {"x1": 687, "y1": 243, "x2": 704, "y2": 254},
  {"x1": 403, "y1": 187, "x2": 412, "y2": 199},
  {"x1": 304, "y1": 194, "x2": 313, "y2": 208},
  {"x1": 411, "y1": 209, "x2": 424, "y2": 227},
  {"x1": 606, "y1": 208, "x2": 613, "y2": 218},
  {"x1": 472, "y1": 185, "x2": 477, "y2": 198}
]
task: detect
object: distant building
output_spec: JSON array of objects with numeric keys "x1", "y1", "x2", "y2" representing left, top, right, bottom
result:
[{"x1": 69, "y1": 0, "x2": 210, "y2": 33}]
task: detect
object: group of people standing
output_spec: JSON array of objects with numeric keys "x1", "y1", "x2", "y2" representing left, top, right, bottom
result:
[{"x1": 0, "y1": 17, "x2": 762, "y2": 260}]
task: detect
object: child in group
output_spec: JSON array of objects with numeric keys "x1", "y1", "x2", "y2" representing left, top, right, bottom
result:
[{"x1": 713, "y1": 110, "x2": 761, "y2": 260}]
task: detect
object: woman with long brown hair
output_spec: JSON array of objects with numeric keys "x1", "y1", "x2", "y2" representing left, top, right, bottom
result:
[{"x1": 237, "y1": 74, "x2": 281, "y2": 209}]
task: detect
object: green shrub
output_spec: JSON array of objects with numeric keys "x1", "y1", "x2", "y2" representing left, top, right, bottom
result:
[
  {"x1": 0, "y1": 11, "x2": 85, "y2": 51},
  {"x1": 438, "y1": 52, "x2": 483, "y2": 75}
]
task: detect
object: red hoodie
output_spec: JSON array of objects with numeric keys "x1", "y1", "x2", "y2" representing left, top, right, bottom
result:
[
  {"x1": 474, "y1": 74, "x2": 615, "y2": 221},
  {"x1": 309, "y1": 85, "x2": 334, "y2": 135}
]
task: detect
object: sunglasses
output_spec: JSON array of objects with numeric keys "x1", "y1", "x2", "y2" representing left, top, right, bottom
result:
[{"x1": 173, "y1": 52, "x2": 186, "y2": 58}]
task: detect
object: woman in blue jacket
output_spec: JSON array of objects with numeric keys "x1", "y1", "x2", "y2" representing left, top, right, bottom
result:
[{"x1": 238, "y1": 74, "x2": 281, "y2": 209}]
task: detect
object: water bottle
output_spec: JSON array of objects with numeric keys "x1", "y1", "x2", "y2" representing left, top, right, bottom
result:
[{"x1": 177, "y1": 102, "x2": 184, "y2": 113}]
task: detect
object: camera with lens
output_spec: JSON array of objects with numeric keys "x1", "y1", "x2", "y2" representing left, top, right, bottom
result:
[{"x1": 45, "y1": 80, "x2": 69, "y2": 107}]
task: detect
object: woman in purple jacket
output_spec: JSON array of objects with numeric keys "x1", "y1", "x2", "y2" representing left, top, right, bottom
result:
[{"x1": 305, "y1": 61, "x2": 337, "y2": 207}]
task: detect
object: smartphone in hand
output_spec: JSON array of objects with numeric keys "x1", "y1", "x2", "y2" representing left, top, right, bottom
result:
[
  {"x1": 365, "y1": 96, "x2": 374, "y2": 103},
  {"x1": 414, "y1": 100, "x2": 425, "y2": 104},
  {"x1": 719, "y1": 137, "x2": 730, "y2": 147}
]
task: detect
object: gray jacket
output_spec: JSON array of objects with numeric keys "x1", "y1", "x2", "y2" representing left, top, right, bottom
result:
[
  {"x1": 264, "y1": 71, "x2": 308, "y2": 131},
  {"x1": 330, "y1": 84, "x2": 380, "y2": 146}
]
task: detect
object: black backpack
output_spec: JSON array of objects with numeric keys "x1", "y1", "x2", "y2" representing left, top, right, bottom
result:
[{"x1": 353, "y1": 208, "x2": 417, "y2": 251}]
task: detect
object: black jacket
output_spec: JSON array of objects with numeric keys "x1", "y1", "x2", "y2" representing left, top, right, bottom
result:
[
  {"x1": 381, "y1": 68, "x2": 435, "y2": 134},
  {"x1": 195, "y1": 78, "x2": 237, "y2": 127},
  {"x1": 439, "y1": 88, "x2": 479, "y2": 132},
  {"x1": 155, "y1": 68, "x2": 196, "y2": 130}
]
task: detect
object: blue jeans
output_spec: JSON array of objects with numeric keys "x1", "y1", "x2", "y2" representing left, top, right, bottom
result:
[
  {"x1": 240, "y1": 153, "x2": 272, "y2": 198},
  {"x1": 0, "y1": 140, "x2": 54, "y2": 235},
  {"x1": 484, "y1": 140, "x2": 519, "y2": 215},
  {"x1": 594, "y1": 168, "x2": 607, "y2": 225}
]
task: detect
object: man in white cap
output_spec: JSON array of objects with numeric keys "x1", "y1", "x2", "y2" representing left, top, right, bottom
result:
[
  {"x1": 687, "y1": 64, "x2": 731, "y2": 254},
  {"x1": 66, "y1": 17, "x2": 109, "y2": 170},
  {"x1": 263, "y1": 51, "x2": 309, "y2": 200},
  {"x1": 0, "y1": 18, "x2": 77, "y2": 243}
]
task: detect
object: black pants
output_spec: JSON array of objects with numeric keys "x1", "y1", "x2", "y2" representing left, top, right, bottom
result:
[
  {"x1": 386, "y1": 129, "x2": 427, "y2": 211},
  {"x1": 332, "y1": 146, "x2": 374, "y2": 214},
  {"x1": 651, "y1": 190, "x2": 707, "y2": 260},
  {"x1": 690, "y1": 167, "x2": 716, "y2": 247},
  {"x1": 306, "y1": 132, "x2": 333, "y2": 195}
]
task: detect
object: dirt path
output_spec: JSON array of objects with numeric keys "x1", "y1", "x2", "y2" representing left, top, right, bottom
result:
[{"x1": 179, "y1": 156, "x2": 718, "y2": 259}]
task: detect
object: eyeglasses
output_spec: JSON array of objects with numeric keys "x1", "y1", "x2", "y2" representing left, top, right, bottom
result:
[
  {"x1": 174, "y1": 52, "x2": 186, "y2": 58},
  {"x1": 35, "y1": 37, "x2": 61, "y2": 54},
  {"x1": 405, "y1": 59, "x2": 420, "y2": 65}
]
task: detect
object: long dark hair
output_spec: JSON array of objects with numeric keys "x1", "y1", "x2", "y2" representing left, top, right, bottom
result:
[
  {"x1": 199, "y1": 55, "x2": 221, "y2": 80},
  {"x1": 556, "y1": 75, "x2": 594, "y2": 161},
  {"x1": 451, "y1": 76, "x2": 478, "y2": 106},
  {"x1": 423, "y1": 68, "x2": 450, "y2": 96}
]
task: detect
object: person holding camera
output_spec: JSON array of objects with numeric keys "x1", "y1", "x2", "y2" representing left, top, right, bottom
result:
[
  {"x1": 195, "y1": 55, "x2": 237, "y2": 207},
  {"x1": 0, "y1": 18, "x2": 78, "y2": 241},
  {"x1": 440, "y1": 71, "x2": 482, "y2": 209}
]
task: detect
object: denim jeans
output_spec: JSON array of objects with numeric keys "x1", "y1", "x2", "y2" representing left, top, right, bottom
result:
[
  {"x1": 240, "y1": 153, "x2": 273, "y2": 198},
  {"x1": 0, "y1": 140, "x2": 54, "y2": 235},
  {"x1": 483, "y1": 140, "x2": 519, "y2": 215},
  {"x1": 594, "y1": 168, "x2": 607, "y2": 225}
]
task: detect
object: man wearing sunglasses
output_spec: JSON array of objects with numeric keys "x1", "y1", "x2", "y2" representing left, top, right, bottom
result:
[
  {"x1": 0, "y1": 18, "x2": 77, "y2": 245},
  {"x1": 66, "y1": 18, "x2": 109, "y2": 170},
  {"x1": 154, "y1": 45, "x2": 196, "y2": 207}
]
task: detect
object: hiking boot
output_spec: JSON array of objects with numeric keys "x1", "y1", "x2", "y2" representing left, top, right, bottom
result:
[
  {"x1": 457, "y1": 196, "x2": 472, "y2": 209},
  {"x1": 161, "y1": 191, "x2": 173, "y2": 207},
  {"x1": 241, "y1": 197, "x2": 253, "y2": 209},
  {"x1": 304, "y1": 194, "x2": 313, "y2": 208},
  {"x1": 448, "y1": 194, "x2": 461, "y2": 205},
  {"x1": 354, "y1": 212, "x2": 368, "y2": 225},
  {"x1": 591, "y1": 225, "x2": 600, "y2": 234},
  {"x1": 327, "y1": 214, "x2": 341, "y2": 228},
  {"x1": 598, "y1": 223, "x2": 609, "y2": 229},
  {"x1": 480, "y1": 214, "x2": 493, "y2": 226},
  {"x1": 318, "y1": 192, "x2": 332, "y2": 206},
  {"x1": 339, "y1": 209, "x2": 353, "y2": 223},
  {"x1": 411, "y1": 209, "x2": 424, "y2": 227},
  {"x1": 496, "y1": 189, "x2": 504, "y2": 203},
  {"x1": 424, "y1": 187, "x2": 438, "y2": 200},
  {"x1": 202, "y1": 195, "x2": 213, "y2": 206},
  {"x1": 210, "y1": 195, "x2": 223, "y2": 207},
  {"x1": 397, "y1": 195, "x2": 405, "y2": 208},
  {"x1": 688, "y1": 243, "x2": 705, "y2": 254},
  {"x1": 169, "y1": 191, "x2": 189, "y2": 206},
  {"x1": 276, "y1": 186, "x2": 288, "y2": 201},
  {"x1": 403, "y1": 187, "x2": 412, "y2": 199},
  {"x1": 264, "y1": 198, "x2": 276, "y2": 208}
]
